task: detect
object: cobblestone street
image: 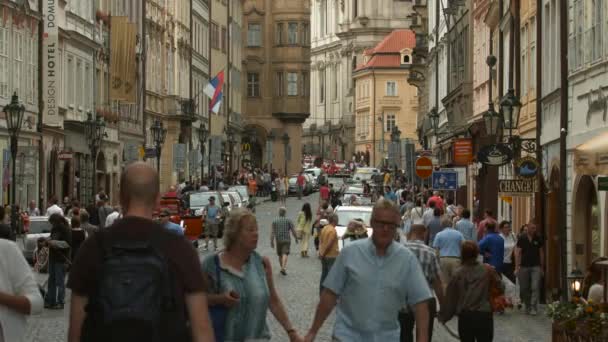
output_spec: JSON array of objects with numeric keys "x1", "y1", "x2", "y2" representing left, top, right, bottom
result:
[{"x1": 25, "y1": 188, "x2": 552, "y2": 341}]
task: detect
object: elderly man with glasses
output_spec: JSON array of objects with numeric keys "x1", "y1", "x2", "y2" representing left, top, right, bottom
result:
[{"x1": 304, "y1": 199, "x2": 432, "y2": 342}]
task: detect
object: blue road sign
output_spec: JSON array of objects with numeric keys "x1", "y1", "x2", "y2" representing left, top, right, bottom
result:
[{"x1": 432, "y1": 171, "x2": 458, "y2": 190}]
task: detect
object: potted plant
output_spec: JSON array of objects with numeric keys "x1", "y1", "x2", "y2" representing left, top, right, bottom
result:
[{"x1": 547, "y1": 297, "x2": 608, "y2": 341}]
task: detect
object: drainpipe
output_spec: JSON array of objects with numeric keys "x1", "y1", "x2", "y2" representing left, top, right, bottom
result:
[{"x1": 559, "y1": 0, "x2": 569, "y2": 301}]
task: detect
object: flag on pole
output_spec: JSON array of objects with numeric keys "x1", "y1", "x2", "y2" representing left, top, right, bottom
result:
[{"x1": 204, "y1": 70, "x2": 225, "y2": 114}]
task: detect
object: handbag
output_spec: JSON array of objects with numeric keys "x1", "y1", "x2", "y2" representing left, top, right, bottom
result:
[
  {"x1": 484, "y1": 264, "x2": 508, "y2": 312},
  {"x1": 208, "y1": 254, "x2": 228, "y2": 342}
]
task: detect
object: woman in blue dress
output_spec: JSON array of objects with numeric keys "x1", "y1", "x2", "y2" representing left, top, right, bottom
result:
[{"x1": 202, "y1": 208, "x2": 303, "y2": 342}]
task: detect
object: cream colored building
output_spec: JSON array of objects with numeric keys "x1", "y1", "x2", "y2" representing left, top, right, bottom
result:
[
  {"x1": 353, "y1": 30, "x2": 419, "y2": 167},
  {"x1": 307, "y1": 0, "x2": 416, "y2": 162}
]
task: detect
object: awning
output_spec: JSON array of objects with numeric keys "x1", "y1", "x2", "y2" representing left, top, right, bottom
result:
[{"x1": 574, "y1": 131, "x2": 608, "y2": 175}]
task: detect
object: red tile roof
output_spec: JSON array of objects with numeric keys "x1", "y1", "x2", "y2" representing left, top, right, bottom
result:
[{"x1": 355, "y1": 29, "x2": 416, "y2": 72}]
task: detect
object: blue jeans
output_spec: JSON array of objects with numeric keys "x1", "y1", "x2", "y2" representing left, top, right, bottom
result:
[
  {"x1": 320, "y1": 257, "x2": 336, "y2": 294},
  {"x1": 46, "y1": 260, "x2": 66, "y2": 306}
]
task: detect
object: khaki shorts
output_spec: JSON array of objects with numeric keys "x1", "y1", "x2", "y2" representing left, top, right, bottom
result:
[
  {"x1": 206, "y1": 223, "x2": 219, "y2": 237},
  {"x1": 276, "y1": 241, "x2": 291, "y2": 256}
]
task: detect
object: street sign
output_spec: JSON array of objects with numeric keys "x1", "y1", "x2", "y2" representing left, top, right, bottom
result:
[
  {"x1": 432, "y1": 171, "x2": 458, "y2": 190},
  {"x1": 173, "y1": 144, "x2": 187, "y2": 170},
  {"x1": 415, "y1": 156, "x2": 433, "y2": 179},
  {"x1": 599, "y1": 177, "x2": 608, "y2": 191},
  {"x1": 58, "y1": 150, "x2": 73, "y2": 160},
  {"x1": 124, "y1": 143, "x2": 140, "y2": 163},
  {"x1": 441, "y1": 167, "x2": 466, "y2": 187},
  {"x1": 498, "y1": 179, "x2": 538, "y2": 196},
  {"x1": 453, "y1": 138, "x2": 473, "y2": 166}
]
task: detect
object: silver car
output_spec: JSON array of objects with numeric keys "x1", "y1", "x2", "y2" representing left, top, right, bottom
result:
[
  {"x1": 228, "y1": 186, "x2": 250, "y2": 204},
  {"x1": 333, "y1": 206, "x2": 373, "y2": 251},
  {"x1": 23, "y1": 216, "x2": 52, "y2": 263}
]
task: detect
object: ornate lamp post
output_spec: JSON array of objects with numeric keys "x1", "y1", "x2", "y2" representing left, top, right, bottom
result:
[
  {"x1": 198, "y1": 123, "x2": 209, "y2": 181},
  {"x1": 227, "y1": 129, "x2": 237, "y2": 180},
  {"x1": 267, "y1": 130, "x2": 275, "y2": 173},
  {"x1": 282, "y1": 132, "x2": 290, "y2": 175},
  {"x1": 84, "y1": 112, "x2": 106, "y2": 203},
  {"x1": 3, "y1": 92, "x2": 25, "y2": 236},
  {"x1": 150, "y1": 119, "x2": 167, "y2": 172},
  {"x1": 483, "y1": 55, "x2": 501, "y2": 137},
  {"x1": 567, "y1": 267, "x2": 585, "y2": 299}
]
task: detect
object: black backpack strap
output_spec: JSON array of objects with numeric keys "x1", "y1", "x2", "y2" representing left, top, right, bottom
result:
[
  {"x1": 213, "y1": 253, "x2": 222, "y2": 294},
  {"x1": 147, "y1": 229, "x2": 178, "y2": 311}
]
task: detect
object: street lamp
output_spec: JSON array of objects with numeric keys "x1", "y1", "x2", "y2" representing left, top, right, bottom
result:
[
  {"x1": 483, "y1": 55, "x2": 501, "y2": 137},
  {"x1": 198, "y1": 123, "x2": 208, "y2": 181},
  {"x1": 500, "y1": 88, "x2": 522, "y2": 136},
  {"x1": 282, "y1": 132, "x2": 290, "y2": 175},
  {"x1": 3, "y1": 92, "x2": 24, "y2": 236},
  {"x1": 267, "y1": 130, "x2": 275, "y2": 173},
  {"x1": 567, "y1": 267, "x2": 585, "y2": 299},
  {"x1": 84, "y1": 112, "x2": 106, "y2": 203},
  {"x1": 150, "y1": 119, "x2": 167, "y2": 172}
]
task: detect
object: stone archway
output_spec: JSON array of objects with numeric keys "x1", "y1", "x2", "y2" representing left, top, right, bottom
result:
[
  {"x1": 243, "y1": 124, "x2": 269, "y2": 170},
  {"x1": 572, "y1": 175, "x2": 600, "y2": 269}
]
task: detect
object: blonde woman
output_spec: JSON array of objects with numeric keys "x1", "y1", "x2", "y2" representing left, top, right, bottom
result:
[
  {"x1": 202, "y1": 208, "x2": 303, "y2": 342},
  {"x1": 296, "y1": 203, "x2": 314, "y2": 257}
]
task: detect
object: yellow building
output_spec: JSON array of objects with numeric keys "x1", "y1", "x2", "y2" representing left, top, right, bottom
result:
[{"x1": 353, "y1": 30, "x2": 419, "y2": 167}]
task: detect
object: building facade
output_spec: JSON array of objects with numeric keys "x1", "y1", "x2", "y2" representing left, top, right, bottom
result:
[
  {"x1": 0, "y1": 0, "x2": 41, "y2": 208},
  {"x1": 307, "y1": 0, "x2": 416, "y2": 163},
  {"x1": 192, "y1": 0, "x2": 210, "y2": 179},
  {"x1": 567, "y1": 0, "x2": 608, "y2": 279},
  {"x1": 242, "y1": 0, "x2": 310, "y2": 175},
  {"x1": 353, "y1": 29, "x2": 419, "y2": 168}
]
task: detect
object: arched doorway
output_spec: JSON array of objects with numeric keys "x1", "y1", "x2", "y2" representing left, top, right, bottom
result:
[
  {"x1": 572, "y1": 175, "x2": 601, "y2": 269},
  {"x1": 545, "y1": 167, "x2": 562, "y2": 299},
  {"x1": 243, "y1": 124, "x2": 269, "y2": 170}
]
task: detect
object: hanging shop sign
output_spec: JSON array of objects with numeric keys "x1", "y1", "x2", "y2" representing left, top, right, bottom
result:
[
  {"x1": 599, "y1": 177, "x2": 608, "y2": 191},
  {"x1": 453, "y1": 138, "x2": 473, "y2": 166},
  {"x1": 477, "y1": 143, "x2": 513, "y2": 166},
  {"x1": 515, "y1": 156, "x2": 540, "y2": 178},
  {"x1": 498, "y1": 178, "x2": 538, "y2": 196}
]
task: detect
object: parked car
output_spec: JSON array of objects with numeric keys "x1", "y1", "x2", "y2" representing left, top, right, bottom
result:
[
  {"x1": 228, "y1": 185, "x2": 250, "y2": 204},
  {"x1": 224, "y1": 191, "x2": 246, "y2": 208},
  {"x1": 333, "y1": 206, "x2": 373, "y2": 250},
  {"x1": 288, "y1": 175, "x2": 313, "y2": 195},
  {"x1": 22, "y1": 216, "x2": 52, "y2": 264},
  {"x1": 305, "y1": 167, "x2": 323, "y2": 178},
  {"x1": 220, "y1": 191, "x2": 243, "y2": 211},
  {"x1": 350, "y1": 167, "x2": 380, "y2": 185},
  {"x1": 187, "y1": 191, "x2": 222, "y2": 215},
  {"x1": 341, "y1": 186, "x2": 372, "y2": 206},
  {"x1": 304, "y1": 173, "x2": 319, "y2": 191}
]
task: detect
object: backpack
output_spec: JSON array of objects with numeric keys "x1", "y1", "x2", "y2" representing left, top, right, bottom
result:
[{"x1": 81, "y1": 230, "x2": 189, "y2": 342}]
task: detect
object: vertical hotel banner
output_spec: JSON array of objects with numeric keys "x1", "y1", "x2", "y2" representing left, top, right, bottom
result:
[
  {"x1": 110, "y1": 17, "x2": 137, "y2": 103},
  {"x1": 43, "y1": 0, "x2": 60, "y2": 127}
]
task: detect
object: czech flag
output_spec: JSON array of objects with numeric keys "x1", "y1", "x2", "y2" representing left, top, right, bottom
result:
[{"x1": 203, "y1": 70, "x2": 224, "y2": 113}]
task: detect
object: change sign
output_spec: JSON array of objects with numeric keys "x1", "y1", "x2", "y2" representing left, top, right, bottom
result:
[{"x1": 498, "y1": 179, "x2": 538, "y2": 196}]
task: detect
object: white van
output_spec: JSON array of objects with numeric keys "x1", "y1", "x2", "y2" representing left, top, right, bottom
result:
[{"x1": 305, "y1": 167, "x2": 322, "y2": 178}]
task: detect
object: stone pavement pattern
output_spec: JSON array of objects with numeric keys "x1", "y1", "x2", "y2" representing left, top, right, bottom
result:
[{"x1": 25, "y1": 186, "x2": 552, "y2": 341}]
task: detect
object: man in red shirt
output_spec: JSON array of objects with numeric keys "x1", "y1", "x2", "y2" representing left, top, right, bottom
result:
[
  {"x1": 477, "y1": 209, "x2": 497, "y2": 241},
  {"x1": 296, "y1": 171, "x2": 306, "y2": 200},
  {"x1": 319, "y1": 183, "x2": 330, "y2": 203},
  {"x1": 427, "y1": 191, "x2": 444, "y2": 212}
]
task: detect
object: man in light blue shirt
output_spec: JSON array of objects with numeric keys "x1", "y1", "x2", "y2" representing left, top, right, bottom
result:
[
  {"x1": 432, "y1": 217, "x2": 464, "y2": 286},
  {"x1": 455, "y1": 208, "x2": 476, "y2": 241},
  {"x1": 159, "y1": 209, "x2": 183, "y2": 236},
  {"x1": 305, "y1": 199, "x2": 432, "y2": 342}
]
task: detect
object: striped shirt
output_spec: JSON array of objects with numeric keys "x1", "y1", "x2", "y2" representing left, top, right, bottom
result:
[
  {"x1": 272, "y1": 216, "x2": 294, "y2": 242},
  {"x1": 403, "y1": 239, "x2": 441, "y2": 287}
]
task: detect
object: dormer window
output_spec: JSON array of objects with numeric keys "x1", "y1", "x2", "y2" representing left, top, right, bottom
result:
[
  {"x1": 402, "y1": 55, "x2": 410, "y2": 64},
  {"x1": 400, "y1": 48, "x2": 412, "y2": 65}
]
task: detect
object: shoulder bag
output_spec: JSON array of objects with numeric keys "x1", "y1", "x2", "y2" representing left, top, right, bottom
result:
[
  {"x1": 484, "y1": 264, "x2": 507, "y2": 312},
  {"x1": 208, "y1": 254, "x2": 228, "y2": 342}
]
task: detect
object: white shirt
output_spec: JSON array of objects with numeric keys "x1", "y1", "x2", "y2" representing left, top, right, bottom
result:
[
  {"x1": 422, "y1": 208, "x2": 434, "y2": 227},
  {"x1": 0, "y1": 239, "x2": 43, "y2": 341},
  {"x1": 105, "y1": 211, "x2": 122, "y2": 227},
  {"x1": 500, "y1": 232, "x2": 517, "y2": 263},
  {"x1": 45, "y1": 204, "x2": 64, "y2": 217}
]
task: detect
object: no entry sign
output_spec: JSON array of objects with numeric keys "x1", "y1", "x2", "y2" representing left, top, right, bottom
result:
[{"x1": 415, "y1": 156, "x2": 433, "y2": 179}]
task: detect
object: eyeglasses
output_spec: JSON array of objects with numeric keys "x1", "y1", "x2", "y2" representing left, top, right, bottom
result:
[{"x1": 371, "y1": 219, "x2": 399, "y2": 231}]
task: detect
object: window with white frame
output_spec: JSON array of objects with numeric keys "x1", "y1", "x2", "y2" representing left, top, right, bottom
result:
[
  {"x1": 14, "y1": 31, "x2": 23, "y2": 95},
  {"x1": 67, "y1": 55, "x2": 74, "y2": 106},
  {"x1": 301, "y1": 23, "x2": 309, "y2": 45},
  {"x1": 333, "y1": 64, "x2": 338, "y2": 100},
  {"x1": 247, "y1": 23, "x2": 261, "y2": 47},
  {"x1": 319, "y1": 68, "x2": 325, "y2": 103},
  {"x1": 386, "y1": 81, "x2": 397, "y2": 96},
  {"x1": 592, "y1": 0, "x2": 603, "y2": 61},
  {"x1": 385, "y1": 113, "x2": 396, "y2": 132},
  {"x1": 247, "y1": 73, "x2": 260, "y2": 97},
  {"x1": 287, "y1": 72, "x2": 298, "y2": 96},
  {"x1": 276, "y1": 23, "x2": 284, "y2": 45},
  {"x1": 76, "y1": 59, "x2": 83, "y2": 107}
]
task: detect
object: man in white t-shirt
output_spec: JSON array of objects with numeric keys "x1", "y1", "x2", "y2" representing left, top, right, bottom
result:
[
  {"x1": 45, "y1": 197, "x2": 64, "y2": 217},
  {"x1": 104, "y1": 206, "x2": 122, "y2": 228},
  {"x1": 0, "y1": 238, "x2": 44, "y2": 341}
]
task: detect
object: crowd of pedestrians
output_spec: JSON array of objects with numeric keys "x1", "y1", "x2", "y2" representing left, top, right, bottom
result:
[{"x1": 0, "y1": 163, "x2": 554, "y2": 342}]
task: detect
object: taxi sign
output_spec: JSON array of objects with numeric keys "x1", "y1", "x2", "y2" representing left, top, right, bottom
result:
[{"x1": 415, "y1": 156, "x2": 433, "y2": 179}]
